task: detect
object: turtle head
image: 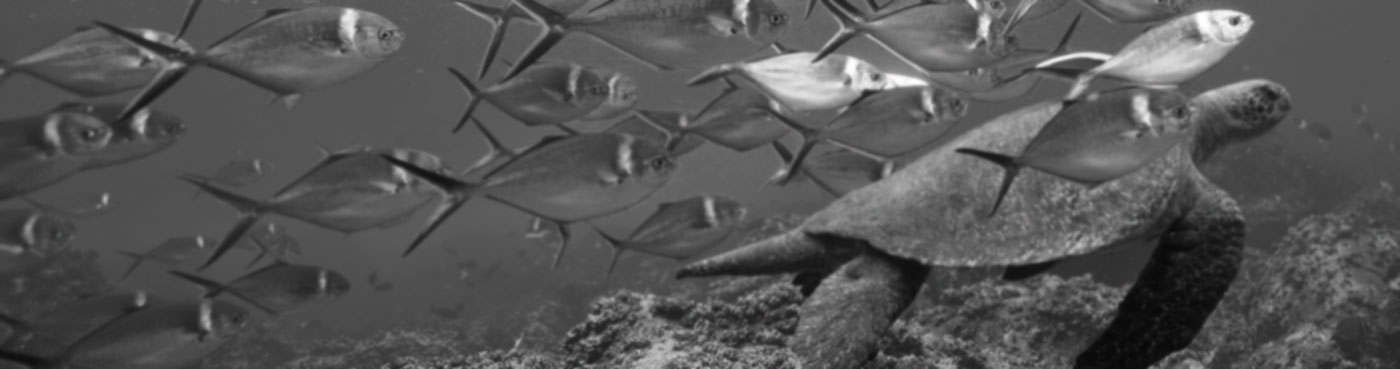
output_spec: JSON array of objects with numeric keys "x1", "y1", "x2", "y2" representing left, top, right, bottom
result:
[{"x1": 1189, "y1": 79, "x2": 1292, "y2": 163}]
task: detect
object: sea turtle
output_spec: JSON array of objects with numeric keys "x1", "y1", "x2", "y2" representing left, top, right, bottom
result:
[{"x1": 677, "y1": 79, "x2": 1293, "y2": 369}]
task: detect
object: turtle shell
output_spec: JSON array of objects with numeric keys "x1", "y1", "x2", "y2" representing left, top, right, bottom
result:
[{"x1": 800, "y1": 100, "x2": 1199, "y2": 267}]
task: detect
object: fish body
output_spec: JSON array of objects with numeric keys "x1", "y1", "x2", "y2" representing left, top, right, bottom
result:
[
  {"x1": 0, "y1": 110, "x2": 113, "y2": 201},
  {"x1": 197, "y1": 7, "x2": 404, "y2": 96},
  {"x1": 11, "y1": 291, "x2": 159, "y2": 356},
  {"x1": 114, "y1": 236, "x2": 208, "y2": 280},
  {"x1": 575, "y1": 68, "x2": 640, "y2": 123},
  {"x1": 92, "y1": 6, "x2": 404, "y2": 121},
  {"x1": 1, "y1": 27, "x2": 194, "y2": 97},
  {"x1": 171, "y1": 261, "x2": 350, "y2": 314},
  {"x1": 767, "y1": 86, "x2": 964, "y2": 186},
  {"x1": 30, "y1": 300, "x2": 250, "y2": 369},
  {"x1": 596, "y1": 195, "x2": 747, "y2": 275},
  {"x1": 604, "y1": 110, "x2": 706, "y2": 157},
  {"x1": 1039, "y1": 9, "x2": 1253, "y2": 99},
  {"x1": 266, "y1": 148, "x2": 444, "y2": 232},
  {"x1": 680, "y1": 85, "x2": 791, "y2": 152},
  {"x1": 825, "y1": 86, "x2": 967, "y2": 156},
  {"x1": 0, "y1": 209, "x2": 76, "y2": 276},
  {"x1": 380, "y1": 132, "x2": 676, "y2": 264},
  {"x1": 45, "y1": 103, "x2": 186, "y2": 170},
  {"x1": 499, "y1": 0, "x2": 789, "y2": 80},
  {"x1": 955, "y1": 87, "x2": 1195, "y2": 215},
  {"x1": 688, "y1": 52, "x2": 889, "y2": 111},
  {"x1": 184, "y1": 148, "x2": 447, "y2": 270},
  {"x1": 1079, "y1": 0, "x2": 1191, "y2": 24},
  {"x1": 479, "y1": 133, "x2": 674, "y2": 222},
  {"x1": 448, "y1": 64, "x2": 617, "y2": 130}
]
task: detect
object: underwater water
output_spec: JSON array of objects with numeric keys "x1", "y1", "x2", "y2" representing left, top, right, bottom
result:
[{"x1": 1, "y1": 0, "x2": 1399, "y2": 368}]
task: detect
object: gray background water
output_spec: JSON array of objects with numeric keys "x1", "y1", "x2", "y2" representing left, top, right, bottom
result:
[{"x1": 1, "y1": 0, "x2": 1397, "y2": 336}]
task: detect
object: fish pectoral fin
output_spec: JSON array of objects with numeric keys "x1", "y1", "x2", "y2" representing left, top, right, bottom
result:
[
  {"x1": 543, "y1": 88, "x2": 570, "y2": 104},
  {"x1": 707, "y1": 15, "x2": 741, "y2": 36},
  {"x1": 597, "y1": 170, "x2": 623, "y2": 186},
  {"x1": 369, "y1": 180, "x2": 402, "y2": 194}
]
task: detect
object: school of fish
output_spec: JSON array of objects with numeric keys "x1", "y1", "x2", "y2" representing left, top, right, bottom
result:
[{"x1": 0, "y1": 0, "x2": 1318, "y2": 367}]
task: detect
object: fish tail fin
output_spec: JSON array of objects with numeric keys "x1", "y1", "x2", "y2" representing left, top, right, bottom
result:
[
  {"x1": 179, "y1": 175, "x2": 269, "y2": 271},
  {"x1": 1024, "y1": 51, "x2": 1109, "y2": 92},
  {"x1": 812, "y1": 0, "x2": 868, "y2": 63},
  {"x1": 762, "y1": 107, "x2": 822, "y2": 187},
  {"x1": 804, "y1": 0, "x2": 818, "y2": 19},
  {"x1": 446, "y1": 67, "x2": 486, "y2": 134},
  {"x1": 501, "y1": 0, "x2": 568, "y2": 82},
  {"x1": 760, "y1": 141, "x2": 802, "y2": 192},
  {"x1": 114, "y1": 250, "x2": 147, "y2": 280},
  {"x1": 92, "y1": 22, "x2": 199, "y2": 123},
  {"x1": 1049, "y1": 13, "x2": 1083, "y2": 56},
  {"x1": 584, "y1": 0, "x2": 618, "y2": 13},
  {"x1": 953, "y1": 148, "x2": 1022, "y2": 218},
  {"x1": 167, "y1": 271, "x2": 279, "y2": 315},
  {"x1": 167, "y1": 270, "x2": 230, "y2": 298},
  {"x1": 1001, "y1": 0, "x2": 1042, "y2": 35},
  {"x1": 686, "y1": 64, "x2": 739, "y2": 86},
  {"x1": 550, "y1": 223, "x2": 571, "y2": 269},
  {"x1": 590, "y1": 223, "x2": 626, "y2": 279},
  {"x1": 630, "y1": 111, "x2": 689, "y2": 155},
  {"x1": 243, "y1": 236, "x2": 270, "y2": 269},
  {"x1": 462, "y1": 117, "x2": 511, "y2": 176},
  {"x1": 379, "y1": 155, "x2": 477, "y2": 258},
  {"x1": 174, "y1": 0, "x2": 203, "y2": 39},
  {"x1": 452, "y1": 1, "x2": 511, "y2": 79}
]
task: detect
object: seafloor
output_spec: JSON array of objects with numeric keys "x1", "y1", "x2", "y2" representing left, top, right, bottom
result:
[{"x1": 3, "y1": 137, "x2": 1397, "y2": 369}]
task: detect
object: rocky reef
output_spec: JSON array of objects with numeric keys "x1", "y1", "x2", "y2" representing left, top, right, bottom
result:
[{"x1": 233, "y1": 182, "x2": 1399, "y2": 369}]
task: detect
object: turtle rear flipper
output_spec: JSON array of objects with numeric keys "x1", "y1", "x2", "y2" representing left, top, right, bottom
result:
[
  {"x1": 1075, "y1": 177, "x2": 1243, "y2": 369},
  {"x1": 792, "y1": 249, "x2": 929, "y2": 369}
]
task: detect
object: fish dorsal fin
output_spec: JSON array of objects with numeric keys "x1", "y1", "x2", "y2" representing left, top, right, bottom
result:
[{"x1": 262, "y1": 8, "x2": 297, "y2": 18}]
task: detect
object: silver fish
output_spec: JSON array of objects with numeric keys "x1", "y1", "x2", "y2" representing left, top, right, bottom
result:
[
  {"x1": 2, "y1": 290, "x2": 160, "y2": 357},
  {"x1": 44, "y1": 103, "x2": 186, "y2": 171},
  {"x1": 594, "y1": 195, "x2": 747, "y2": 277},
  {"x1": 0, "y1": 299, "x2": 250, "y2": 369},
  {"x1": 113, "y1": 235, "x2": 208, "y2": 280},
  {"x1": 446, "y1": 64, "x2": 619, "y2": 131},
  {"x1": 381, "y1": 132, "x2": 676, "y2": 267},
  {"x1": 1033, "y1": 9, "x2": 1253, "y2": 100},
  {"x1": 767, "y1": 86, "x2": 966, "y2": 186},
  {"x1": 0, "y1": 209, "x2": 76, "y2": 277},
  {"x1": 689, "y1": 51, "x2": 889, "y2": 111},
  {"x1": 955, "y1": 87, "x2": 1196, "y2": 216},
  {"x1": 812, "y1": 0, "x2": 1038, "y2": 73},
  {"x1": 768, "y1": 142, "x2": 896, "y2": 198},
  {"x1": 605, "y1": 110, "x2": 707, "y2": 157},
  {"x1": 93, "y1": 5, "x2": 404, "y2": 122},
  {"x1": 673, "y1": 82, "x2": 793, "y2": 152},
  {"x1": 499, "y1": 0, "x2": 790, "y2": 81},
  {"x1": 183, "y1": 147, "x2": 447, "y2": 270},
  {"x1": 1080, "y1": 0, "x2": 1192, "y2": 24},
  {"x1": 169, "y1": 261, "x2": 351, "y2": 315},
  {"x1": 0, "y1": 109, "x2": 113, "y2": 201},
  {"x1": 0, "y1": 0, "x2": 200, "y2": 98}
]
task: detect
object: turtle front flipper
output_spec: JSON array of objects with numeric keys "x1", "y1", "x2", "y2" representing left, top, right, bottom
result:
[
  {"x1": 793, "y1": 249, "x2": 929, "y2": 369},
  {"x1": 1075, "y1": 178, "x2": 1244, "y2": 369}
]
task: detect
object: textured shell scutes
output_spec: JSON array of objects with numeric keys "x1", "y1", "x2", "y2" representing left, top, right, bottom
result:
[{"x1": 802, "y1": 102, "x2": 1195, "y2": 267}]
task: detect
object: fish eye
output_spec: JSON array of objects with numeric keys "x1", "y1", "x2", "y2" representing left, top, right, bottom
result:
[
  {"x1": 769, "y1": 14, "x2": 787, "y2": 26},
  {"x1": 82, "y1": 128, "x2": 101, "y2": 140},
  {"x1": 49, "y1": 229, "x2": 66, "y2": 241},
  {"x1": 648, "y1": 157, "x2": 670, "y2": 169},
  {"x1": 870, "y1": 73, "x2": 884, "y2": 82},
  {"x1": 1170, "y1": 106, "x2": 1190, "y2": 119},
  {"x1": 1228, "y1": 16, "x2": 1241, "y2": 26},
  {"x1": 989, "y1": 1, "x2": 1005, "y2": 10}
]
